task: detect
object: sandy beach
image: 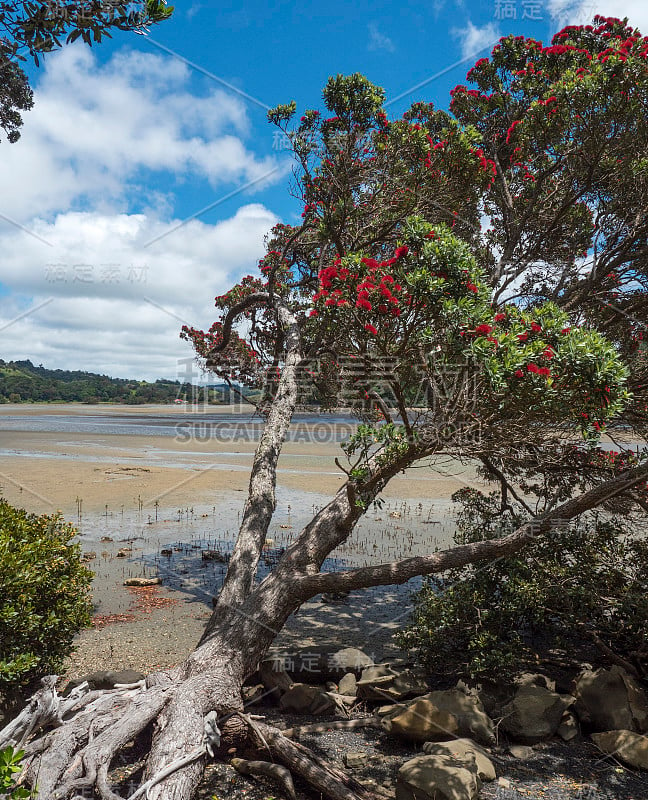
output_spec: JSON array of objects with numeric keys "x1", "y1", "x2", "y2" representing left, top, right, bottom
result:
[{"x1": 0, "y1": 403, "x2": 484, "y2": 679}]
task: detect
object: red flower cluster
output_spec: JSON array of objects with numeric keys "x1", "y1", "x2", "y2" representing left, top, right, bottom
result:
[
  {"x1": 527, "y1": 363, "x2": 551, "y2": 377},
  {"x1": 505, "y1": 120, "x2": 522, "y2": 144}
]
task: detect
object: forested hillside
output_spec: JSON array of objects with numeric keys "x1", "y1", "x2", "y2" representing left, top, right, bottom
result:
[{"x1": 0, "y1": 359, "x2": 209, "y2": 404}]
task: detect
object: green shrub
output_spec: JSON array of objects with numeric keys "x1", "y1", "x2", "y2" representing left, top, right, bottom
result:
[
  {"x1": 0, "y1": 499, "x2": 92, "y2": 702},
  {"x1": 397, "y1": 489, "x2": 648, "y2": 683},
  {"x1": 0, "y1": 746, "x2": 30, "y2": 798}
]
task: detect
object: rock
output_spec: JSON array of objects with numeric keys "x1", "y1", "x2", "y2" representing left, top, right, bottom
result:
[
  {"x1": 338, "y1": 672, "x2": 357, "y2": 697},
  {"x1": 466, "y1": 680, "x2": 511, "y2": 718},
  {"x1": 385, "y1": 697, "x2": 459, "y2": 742},
  {"x1": 500, "y1": 685, "x2": 575, "y2": 744},
  {"x1": 514, "y1": 672, "x2": 556, "y2": 692},
  {"x1": 279, "y1": 683, "x2": 336, "y2": 715},
  {"x1": 123, "y1": 577, "x2": 161, "y2": 587},
  {"x1": 81, "y1": 551, "x2": 96, "y2": 561},
  {"x1": 557, "y1": 710, "x2": 579, "y2": 741},
  {"x1": 396, "y1": 754, "x2": 481, "y2": 800},
  {"x1": 344, "y1": 751, "x2": 369, "y2": 768},
  {"x1": 357, "y1": 664, "x2": 428, "y2": 701},
  {"x1": 573, "y1": 666, "x2": 648, "y2": 733},
  {"x1": 591, "y1": 730, "x2": 648, "y2": 770},
  {"x1": 116, "y1": 548, "x2": 130, "y2": 557},
  {"x1": 100, "y1": 536, "x2": 113, "y2": 542},
  {"x1": 383, "y1": 691, "x2": 495, "y2": 746},
  {"x1": 160, "y1": 549, "x2": 172, "y2": 556},
  {"x1": 65, "y1": 669, "x2": 144, "y2": 693},
  {"x1": 497, "y1": 777, "x2": 511, "y2": 789},
  {"x1": 326, "y1": 648, "x2": 375, "y2": 679},
  {"x1": 264, "y1": 647, "x2": 373, "y2": 683},
  {"x1": 508, "y1": 745, "x2": 535, "y2": 760},
  {"x1": 201, "y1": 550, "x2": 227, "y2": 562},
  {"x1": 422, "y1": 739, "x2": 496, "y2": 781}
]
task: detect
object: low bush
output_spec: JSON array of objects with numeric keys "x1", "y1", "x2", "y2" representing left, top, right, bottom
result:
[
  {"x1": 0, "y1": 499, "x2": 92, "y2": 704},
  {"x1": 398, "y1": 488, "x2": 648, "y2": 682}
]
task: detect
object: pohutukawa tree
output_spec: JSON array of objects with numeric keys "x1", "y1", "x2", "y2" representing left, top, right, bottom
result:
[{"x1": 3, "y1": 15, "x2": 648, "y2": 800}]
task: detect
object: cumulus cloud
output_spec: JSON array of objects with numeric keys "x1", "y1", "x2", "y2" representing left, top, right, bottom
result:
[
  {"x1": 451, "y1": 21, "x2": 500, "y2": 61},
  {"x1": 0, "y1": 44, "x2": 290, "y2": 379},
  {"x1": 0, "y1": 46, "x2": 285, "y2": 222},
  {"x1": 0, "y1": 205, "x2": 279, "y2": 380},
  {"x1": 548, "y1": 1, "x2": 648, "y2": 33}
]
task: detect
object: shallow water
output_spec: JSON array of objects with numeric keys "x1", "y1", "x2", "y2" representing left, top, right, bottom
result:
[{"x1": 75, "y1": 487, "x2": 457, "y2": 615}]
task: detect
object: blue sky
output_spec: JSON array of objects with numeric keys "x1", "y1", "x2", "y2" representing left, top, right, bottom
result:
[{"x1": 1, "y1": 0, "x2": 645, "y2": 380}]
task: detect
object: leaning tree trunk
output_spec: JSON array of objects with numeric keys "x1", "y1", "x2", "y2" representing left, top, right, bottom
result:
[{"x1": 6, "y1": 288, "x2": 648, "y2": 799}]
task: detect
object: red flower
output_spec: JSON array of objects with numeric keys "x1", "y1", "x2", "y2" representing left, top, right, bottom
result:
[
  {"x1": 475, "y1": 324, "x2": 493, "y2": 334},
  {"x1": 394, "y1": 245, "x2": 409, "y2": 259},
  {"x1": 364, "y1": 323, "x2": 378, "y2": 335},
  {"x1": 561, "y1": 327, "x2": 571, "y2": 334},
  {"x1": 543, "y1": 347, "x2": 554, "y2": 359},
  {"x1": 514, "y1": 369, "x2": 525, "y2": 378},
  {"x1": 527, "y1": 363, "x2": 540, "y2": 373},
  {"x1": 530, "y1": 322, "x2": 542, "y2": 332},
  {"x1": 466, "y1": 282, "x2": 478, "y2": 293},
  {"x1": 494, "y1": 313, "x2": 506, "y2": 322},
  {"x1": 505, "y1": 120, "x2": 522, "y2": 144},
  {"x1": 517, "y1": 332, "x2": 528, "y2": 341},
  {"x1": 356, "y1": 298, "x2": 372, "y2": 310},
  {"x1": 309, "y1": 310, "x2": 318, "y2": 317}
]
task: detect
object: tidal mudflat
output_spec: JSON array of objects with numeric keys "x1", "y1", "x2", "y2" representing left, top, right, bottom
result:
[{"x1": 0, "y1": 404, "x2": 483, "y2": 676}]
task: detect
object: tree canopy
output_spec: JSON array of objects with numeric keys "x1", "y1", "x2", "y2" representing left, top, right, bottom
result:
[{"x1": 0, "y1": 0, "x2": 173, "y2": 142}]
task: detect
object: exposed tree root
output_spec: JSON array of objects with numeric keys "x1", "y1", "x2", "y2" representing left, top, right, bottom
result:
[
  {"x1": 231, "y1": 757, "x2": 297, "y2": 800},
  {"x1": 251, "y1": 720, "x2": 379, "y2": 800}
]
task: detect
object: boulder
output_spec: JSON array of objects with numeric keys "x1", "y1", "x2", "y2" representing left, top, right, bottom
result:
[
  {"x1": 384, "y1": 697, "x2": 459, "y2": 742},
  {"x1": 514, "y1": 673, "x2": 556, "y2": 692},
  {"x1": 357, "y1": 664, "x2": 428, "y2": 701},
  {"x1": 338, "y1": 672, "x2": 357, "y2": 697},
  {"x1": 264, "y1": 647, "x2": 373, "y2": 683},
  {"x1": 500, "y1": 685, "x2": 575, "y2": 744},
  {"x1": 422, "y1": 739, "x2": 496, "y2": 781},
  {"x1": 396, "y1": 754, "x2": 481, "y2": 800},
  {"x1": 508, "y1": 745, "x2": 535, "y2": 760},
  {"x1": 383, "y1": 691, "x2": 495, "y2": 746},
  {"x1": 573, "y1": 666, "x2": 648, "y2": 733},
  {"x1": 591, "y1": 730, "x2": 648, "y2": 770},
  {"x1": 557, "y1": 710, "x2": 579, "y2": 741},
  {"x1": 279, "y1": 683, "x2": 336, "y2": 715}
]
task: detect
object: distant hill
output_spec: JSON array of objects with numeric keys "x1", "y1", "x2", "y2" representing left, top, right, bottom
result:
[{"x1": 0, "y1": 359, "x2": 253, "y2": 405}]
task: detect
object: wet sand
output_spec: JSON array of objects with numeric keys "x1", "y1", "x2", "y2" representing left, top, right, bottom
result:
[{"x1": 0, "y1": 404, "x2": 485, "y2": 679}]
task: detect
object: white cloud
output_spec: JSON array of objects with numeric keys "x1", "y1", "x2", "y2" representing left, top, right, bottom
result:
[
  {"x1": 0, "y1": 205, "x2": 279, "y2": 380},
  {"x1": 452, "y1": 21, "x2": 500, "y2": 61},
  {"x1": 548, "y1": 1, "x2": 648, "y2": 34},
  {"x1": 0, "y1": 46, "x2": 285, "y2": 222},
  {"x1": 368, "y1": 23, "x2": 395, "y2": 53},
  {"x1": 0, "y1": 45, "x2": 290, "y2": 380}
]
